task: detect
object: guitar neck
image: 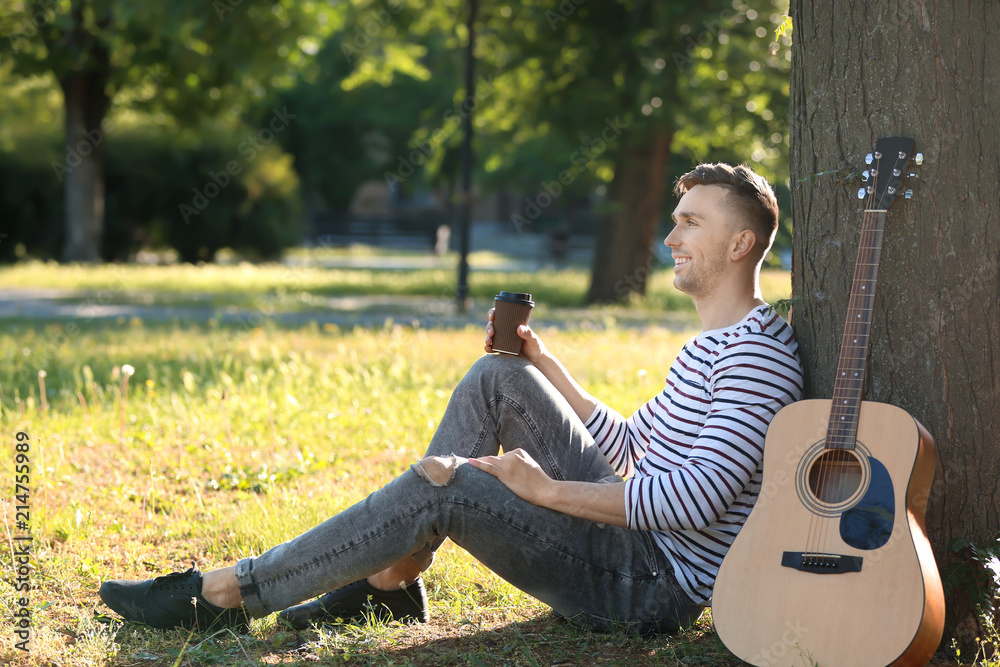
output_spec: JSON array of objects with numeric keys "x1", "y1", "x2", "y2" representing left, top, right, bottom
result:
[{"x1": 827, "y1": 210, "x2": 887, "y2": 450}]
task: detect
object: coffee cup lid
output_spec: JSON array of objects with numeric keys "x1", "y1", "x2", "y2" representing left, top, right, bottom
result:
[{"x1": 495, "y1": 291, "x2": 534, "y2": 306}]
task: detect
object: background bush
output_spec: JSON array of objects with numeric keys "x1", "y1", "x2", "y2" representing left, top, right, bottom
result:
[{"x1": 0, "y1": 124, "x2": 302, "y2": 263}]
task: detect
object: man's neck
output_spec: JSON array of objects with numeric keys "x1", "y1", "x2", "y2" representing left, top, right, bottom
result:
[{"x1": 693, "y1": 275, "x2": 765, "y2": 332}]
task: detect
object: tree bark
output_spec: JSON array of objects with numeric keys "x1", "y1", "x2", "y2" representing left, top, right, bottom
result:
[
  {"x1": 57, "y1": 2, "x2": 112, "y2": 263},
  {"x1": 60, "y1": 68, "x2": 111, "y2": 262},
  {"x1": 789, "y1": 0, "x2": 1000, "y2": 649},
  {"x1": 586, "y1": 131, "x2": 672, "y2": 304}
]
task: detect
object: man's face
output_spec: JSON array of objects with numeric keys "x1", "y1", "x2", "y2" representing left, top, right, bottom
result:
[{"x1": 665, "y1": 184, "x2": 735, "y2": 299}]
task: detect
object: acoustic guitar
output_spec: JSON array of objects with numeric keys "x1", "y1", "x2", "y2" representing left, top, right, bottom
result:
[{"x1": 712, "y1": 137, "x2": 945, "y2": 667}]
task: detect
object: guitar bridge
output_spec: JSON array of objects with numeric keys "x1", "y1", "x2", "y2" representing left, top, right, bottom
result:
[{"x1": 781, "y1": 551, "x2": 863, "y2": 574}]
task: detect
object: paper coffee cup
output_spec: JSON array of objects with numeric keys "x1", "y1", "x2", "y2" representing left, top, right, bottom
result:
[{"x1": 492, "y1": 291, "x2": 535, "y2": 355}]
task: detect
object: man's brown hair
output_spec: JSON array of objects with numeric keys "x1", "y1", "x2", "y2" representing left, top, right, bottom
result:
[{"x1": 673, "y1": 163, "x2": 779, "y2": 260}]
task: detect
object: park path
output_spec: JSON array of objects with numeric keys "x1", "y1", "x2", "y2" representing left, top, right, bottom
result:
[
  {"x1": 0, "y1": 287, "x2": 696, "y2": 332},
  {"x1": 0, "y1": 287, "x2": 479, "y2": 328}
]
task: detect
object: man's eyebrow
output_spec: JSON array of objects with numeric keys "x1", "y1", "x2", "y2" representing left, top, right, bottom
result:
[{"x1": 671, "y1": 210, "x2": 704, "y2": 222}]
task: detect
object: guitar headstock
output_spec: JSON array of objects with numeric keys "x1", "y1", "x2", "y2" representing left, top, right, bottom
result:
[{"x1": 856, "y1": 137, "x2": 921, "y2": 210}]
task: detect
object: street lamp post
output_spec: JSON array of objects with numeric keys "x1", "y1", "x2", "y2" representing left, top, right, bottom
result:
[{"x1": 455, "y1": 0, "x2": 477, "y2": 312}]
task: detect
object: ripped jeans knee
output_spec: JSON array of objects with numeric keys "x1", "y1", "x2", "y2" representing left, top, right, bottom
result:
[{"x1": 411, "y1": 455, "x2": 467, "y2": 487}]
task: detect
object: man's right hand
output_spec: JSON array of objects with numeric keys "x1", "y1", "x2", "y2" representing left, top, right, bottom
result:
[{"x1": 484, "y1": 307, "x2": 546, "y2": 364}]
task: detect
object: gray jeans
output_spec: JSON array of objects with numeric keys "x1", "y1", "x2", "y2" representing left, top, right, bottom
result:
[{"x1": 234, "y1": 355, "x2": 698, "y2": 634}]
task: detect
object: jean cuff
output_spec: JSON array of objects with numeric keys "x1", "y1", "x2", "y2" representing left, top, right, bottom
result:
[{"x1": 234, "y1": 557, "x2": 267, "y2": 617}]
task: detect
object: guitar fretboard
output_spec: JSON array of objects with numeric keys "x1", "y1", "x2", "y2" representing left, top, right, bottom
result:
[{"x1": 826, "y1": 210, "x2": 887, "y2": 450}]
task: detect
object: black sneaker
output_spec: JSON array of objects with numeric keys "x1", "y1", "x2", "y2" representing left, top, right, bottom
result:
[
  {"x1": 99, "y1": 566, "x2": 250, "y2": 631},
  {"x1": 277, "y1": 578, "x2": 429, "y2": 630}
]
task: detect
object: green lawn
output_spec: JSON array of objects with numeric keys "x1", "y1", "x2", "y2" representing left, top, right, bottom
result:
[{"x1": 1, "y1": 317, "x2": 750, "y2": 666}]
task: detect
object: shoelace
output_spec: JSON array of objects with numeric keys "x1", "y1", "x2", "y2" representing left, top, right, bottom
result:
[{"x1": 150, "y1": 566, "x2": 200, "y2": 593}]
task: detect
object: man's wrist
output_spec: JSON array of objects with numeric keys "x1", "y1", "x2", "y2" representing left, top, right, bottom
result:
[
  {"x1": 539, "y1": 477, "x2": 561, "y2": 509},
  {"x1": 532, "y1": 350, "x2": 556, "y2": 371}
]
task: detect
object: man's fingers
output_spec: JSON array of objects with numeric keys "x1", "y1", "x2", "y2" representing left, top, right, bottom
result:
[{"x1": 468, "y1": 456, "x2": 501, "y2": 477}]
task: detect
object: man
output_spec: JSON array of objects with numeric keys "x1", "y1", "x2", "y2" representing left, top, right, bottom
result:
[{"x1": 100, "y1": 163, "x2": 803, "y2": 636}]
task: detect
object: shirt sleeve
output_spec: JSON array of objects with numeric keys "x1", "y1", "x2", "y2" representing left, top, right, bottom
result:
[
  {"x1": 584, "y1": 393, "x2": 659, "y2": 478},
  {"x1": 622, "y1": 335, "x2": 804, "y2": 532}
]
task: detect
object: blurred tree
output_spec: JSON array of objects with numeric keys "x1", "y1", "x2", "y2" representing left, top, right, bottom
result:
[
  {"x1": 0, "y1": 0, "x2": 330, "y2": 261},
  {"x1": 472, "y1": 0, "x2": 791, "y2": 303},
  {"x1": 318, "y1": 0, "x2": 791, "y2": 301},
  {"x1": 271, "y1": 3, "x2": 460, "y2": 215}
]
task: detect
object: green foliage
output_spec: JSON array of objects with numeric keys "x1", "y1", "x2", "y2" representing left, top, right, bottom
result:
[
  {"x1": 945, "y1": 535, "x2": 1000, "y2": 618},
  {"x1": 0, "y1": 0, "x2": 335, "y2": 119},
  {"x1": 304, "y1": 0, "x2": 794, "y2": 239},
  {"x1": 0, "y1": 124, "x2": 302, "y2": 262},
  {"x1": 0, "y1": 0, "x2": 796, "y2": 264},
  {"x1": 111, "y1": 124, "x2": 303, "y2": 262},
  {"x1": 270, "y1": 22, "x2": 459, "y2": 212},
  {"x1": 0, "y1": 132, "x2": 64, "y2": 261}
]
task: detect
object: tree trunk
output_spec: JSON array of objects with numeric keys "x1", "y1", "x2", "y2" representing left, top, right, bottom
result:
[
  {"x1": 58, "y1": 2, "x2": 112, "y2": 263},
  {"x1": 586, "y1": 131, "x2": 672, "y2": 304},
  {"x1": 789, "y1": 0, "x2": 1000, "y2": 650}
]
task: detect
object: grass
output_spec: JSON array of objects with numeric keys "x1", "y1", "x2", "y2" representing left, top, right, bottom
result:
[{"x1": 0, "y1": 315, "x2": 752, "y2": 666}]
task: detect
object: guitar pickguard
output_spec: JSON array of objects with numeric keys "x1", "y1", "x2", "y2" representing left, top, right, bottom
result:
[{"x1": 840, "y1": 456, "x2": 894, "y2": 550}]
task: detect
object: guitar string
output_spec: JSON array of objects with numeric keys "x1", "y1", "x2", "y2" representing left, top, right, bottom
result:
[
  {"x1": 810, "y1": 157, "x2": 877, "y2": 562},
  {"x1": 808, "y1": 158, "x2": 874, "y2": 558},
  {"x1": 848, "y1": 152, "x2": 903, "y2": 542},
  {"x1": 827, "y1": 182, "x2": 880, "y2": 557},
  {"x1": 809, "y1": 149, "x2": 907, "y2": 564},
  {"x1": 817, "y1": 156, "x2": 881, "y2": 554},
  {"x1": 803, "y1": 158, "x2": 880, "y2": 561},
  {"x1": 811, "y1": 167, "x2": 877, "y2": 560}
]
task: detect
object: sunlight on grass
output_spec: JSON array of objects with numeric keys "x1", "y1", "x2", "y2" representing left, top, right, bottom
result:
[
  {"x1": 0, "y1": 259, "x2": 791, "y2": 313},
  {"x1": 1, "y1": 319, "x2": 760, "y2": 666}
]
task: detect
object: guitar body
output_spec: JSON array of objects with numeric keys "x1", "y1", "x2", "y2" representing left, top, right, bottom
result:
[{"x1": 713, "y1": 399, "x2": 945, "y2": 667}]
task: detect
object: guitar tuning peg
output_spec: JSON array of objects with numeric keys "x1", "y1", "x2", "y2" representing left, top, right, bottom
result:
[
  {"x1": 914, "y1": 153, "x2": 924, "y2": 165},
  {"x1": 865, "y1": 153, "x2": 873, "y2": 165},
  {"x1": 874, "y1": 151, "x2": 882, "y2": 159},
  {"x1": 898, "y1": 151, "x2": 907, "y2": 159},
  {"x1": 904, "y1": 189, "x2": 914, "y2": 199},
  {"x1": 861, "y1": 170, "x2": 870, "y2": 182},
  {"x1": 887, "y1": 186, "x2": 897, "y2": 195},
  {"x1": 857, "y1": 188, "x2": 867, "y2": 199},
  {"x1": 893, "y1": 168, "x2": 901, "y2": 177}
]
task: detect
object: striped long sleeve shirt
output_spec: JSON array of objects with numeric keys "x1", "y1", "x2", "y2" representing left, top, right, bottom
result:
[{"x1": 584, "y1": 305, "x2": 803, "y2": 605}]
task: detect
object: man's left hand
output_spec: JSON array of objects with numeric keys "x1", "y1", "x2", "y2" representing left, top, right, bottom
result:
[{"x1": 468, "y1": 449, "x2": 553, "y2": 506}]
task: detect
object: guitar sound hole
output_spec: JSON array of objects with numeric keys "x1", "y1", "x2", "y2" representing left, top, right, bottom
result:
[{"x1": 808, "y1": 450, "x2": 864, "y2": 504}]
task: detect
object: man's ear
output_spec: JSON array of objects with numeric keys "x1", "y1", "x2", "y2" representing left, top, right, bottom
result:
[{"x1": 730, "y1": 229, "x2": 757, "y2": 261}]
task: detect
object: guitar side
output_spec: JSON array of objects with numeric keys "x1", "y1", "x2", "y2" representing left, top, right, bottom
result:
[{"x1": 712, "y1": 399, "x2": 944, "y2": 667}]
